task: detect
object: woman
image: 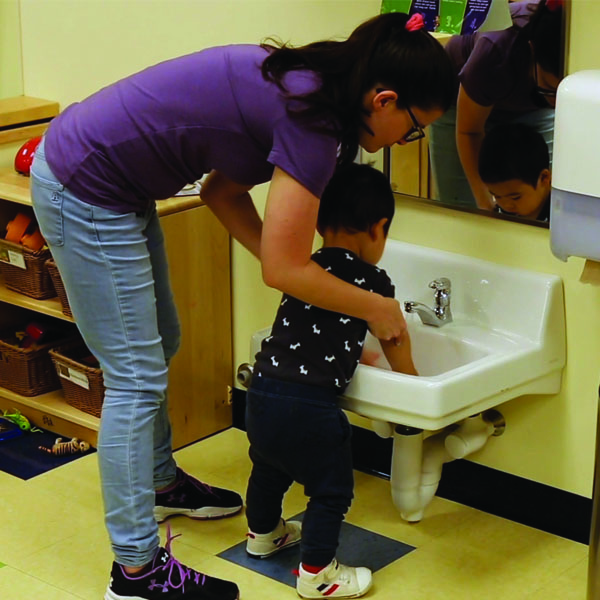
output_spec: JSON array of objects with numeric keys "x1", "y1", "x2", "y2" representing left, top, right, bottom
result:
[
  {"x1": 31, "y1": 12, "x2": 454, "y2": 600},
  {"x1": 429, "y1": 0, "x2": 563, "y2": 210}
]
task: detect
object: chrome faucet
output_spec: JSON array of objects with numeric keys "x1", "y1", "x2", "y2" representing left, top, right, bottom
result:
[{"x1": 404, "y1": 278, "x2": 453, "y2": 327}]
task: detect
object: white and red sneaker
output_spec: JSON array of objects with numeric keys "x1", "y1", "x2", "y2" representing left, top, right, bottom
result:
[
  {"x1": 296, "y1": 558, "x2": 372, "y2": 599},
  {"x1": 246, "y1": 518, "x2": 302, "y2": 558}
]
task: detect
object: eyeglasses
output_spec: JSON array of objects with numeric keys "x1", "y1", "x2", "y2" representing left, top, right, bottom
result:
[{"x1": 402, "y1": 104, "x2": 426, "y2": 143}]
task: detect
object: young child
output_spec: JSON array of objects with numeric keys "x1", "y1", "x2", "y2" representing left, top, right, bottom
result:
[
  {"x1": 478, "y1": 123, "x2": 552, "y2": 221},
  {"x1": 244, "y1": 163, "x2": 417, "y2": 599}
]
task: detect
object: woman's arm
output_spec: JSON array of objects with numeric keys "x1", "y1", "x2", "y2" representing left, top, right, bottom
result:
[
  {"x1": 456, "y1": 85, "x2": 495, "y2": 210},
  {"x1": 200, "y1": 170, "x2": 263, "y2": 259},
  {"x1": 261, "y1": 167, "x2": 406, "y2": 342}
]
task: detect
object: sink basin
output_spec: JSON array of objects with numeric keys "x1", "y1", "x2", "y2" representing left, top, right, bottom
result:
[{"x1": 250, "y1": 240, "x2": 565, "y2": 431}]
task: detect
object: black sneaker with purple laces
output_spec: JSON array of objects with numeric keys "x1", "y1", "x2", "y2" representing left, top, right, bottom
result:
[
  {"x1": 154, "y1": 467, "x2": 243, "y2": 523},
  {"x1": 104, "y1": 526, "x2": 239, "y2": 600}
]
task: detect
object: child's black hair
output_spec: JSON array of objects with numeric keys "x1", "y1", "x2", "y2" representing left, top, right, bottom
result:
[
  {"x1": 317, "y1": 163, "x2": 395, "y2": 235},
  {"x1": 478, "y1": 123, "x2": 549, "y2": 188}
]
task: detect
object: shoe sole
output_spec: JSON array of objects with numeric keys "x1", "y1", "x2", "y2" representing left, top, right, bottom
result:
[
  {"x1": 106, "y1": 588, "x2": 240, "y2": 600},
  {"x1": 296, "y1": 579, "x2": 372, "y2": 599},
  {"x1": 246, "y1": 536, "x2": 301, "y2": 559},
  {"x1": 154, "y1": 504, "x2": 243, "y2": 523}
]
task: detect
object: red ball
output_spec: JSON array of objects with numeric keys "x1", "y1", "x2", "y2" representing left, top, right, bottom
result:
[{"x1": 14, "y1": 136, "x2": 43, "y2": 176}]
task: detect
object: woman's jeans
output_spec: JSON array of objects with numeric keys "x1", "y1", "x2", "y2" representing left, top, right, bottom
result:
[
  {"x1": 245, "y1": 376, "x2": 354, "y2": 567},
  {"x1": 30, "y1": 140, "x2": 181, "y2": 567},
  {"x1": 429, "y1": 106, "x2": 555, "y2": 208}
]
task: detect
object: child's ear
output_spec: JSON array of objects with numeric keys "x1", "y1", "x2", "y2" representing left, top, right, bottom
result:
[
  {"x1": 539, "y1": 168, "x2": 551, "y2": 187},
  {"x1": 369, "y1": 218, "x2": 389, "y2": 240}
]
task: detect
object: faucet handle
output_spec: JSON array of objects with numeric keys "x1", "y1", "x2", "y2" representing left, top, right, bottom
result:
[{"x1": 429, "y1": 277, "x2": 451, "y2": 292}]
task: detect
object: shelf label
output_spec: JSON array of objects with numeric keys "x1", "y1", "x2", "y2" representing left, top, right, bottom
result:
[
  {"x1": 55, "y1": 362, "x2": 90, "y2": 390},
  {"x1": 0, "y1": 247, "x2": 26, "y2": 270}
]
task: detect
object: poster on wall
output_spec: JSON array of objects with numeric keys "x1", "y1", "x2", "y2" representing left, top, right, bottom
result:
[{"x1": 381, "y1": 0, "x2": 512, "y2": 35}]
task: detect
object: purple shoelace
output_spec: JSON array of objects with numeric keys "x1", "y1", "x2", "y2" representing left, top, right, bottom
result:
[{"x1": 123, "y1": 524, "x2": 206, "y2": 593}]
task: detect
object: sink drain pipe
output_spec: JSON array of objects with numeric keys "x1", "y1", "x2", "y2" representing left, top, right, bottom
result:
[{"x1": 385, "y1": 410, "x2": 505, "y2": 522}]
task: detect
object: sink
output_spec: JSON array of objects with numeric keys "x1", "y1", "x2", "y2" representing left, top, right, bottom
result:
[
  {"x1": 250, "y1": 240, "x2": 565, "y2": 431},
  {"x1": 340, "y1": 240, "x2": 566, "y2": 430}
]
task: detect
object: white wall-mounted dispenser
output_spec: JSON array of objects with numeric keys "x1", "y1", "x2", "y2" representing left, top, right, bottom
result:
[{"x1": 551, "y1": 70, "x2": 600, "y2": 262}]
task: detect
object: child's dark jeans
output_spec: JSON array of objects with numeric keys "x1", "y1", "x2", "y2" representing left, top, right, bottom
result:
[{"x1": 245, "y1": 376, "x2": 354, "y2": 567}]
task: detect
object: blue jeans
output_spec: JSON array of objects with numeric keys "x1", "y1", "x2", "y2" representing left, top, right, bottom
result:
[
  {"x1": 429, "y1": 105, "x2": 555, "y2": 208},
  {"x1": 245, "y1": 377, "x2": 354, "y2": 566},
  {"x1": 30, "y1": 139, "x2": 180, "y2": 567}
]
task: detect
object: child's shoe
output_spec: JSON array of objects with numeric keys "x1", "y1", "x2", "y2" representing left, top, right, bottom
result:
[
  {"x1": 104, "y1": 526, "x2": 239, "y2": 600},
  {"x1": 154, "y1": 467, "x2": 243, "y2": 522},
  {"x1": 246, "y1": 518, "x2": 302, "y2": 558},
  {"x1": 296, "y1": 558, "x2": 372, "y2": 599}
]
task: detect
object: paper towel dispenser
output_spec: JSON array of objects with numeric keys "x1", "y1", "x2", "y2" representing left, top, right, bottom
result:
[{"x1": 550, "y1": 70, "x2": 600, "y2": 262}]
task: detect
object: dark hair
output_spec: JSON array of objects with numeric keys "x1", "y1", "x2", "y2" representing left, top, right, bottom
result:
[
  {"x1": 525, "y1": 0, "x2": 564, "y2": 77},
  {"x1": 478, "y1": 124, "x2": 549, "y2": 187},
  {"x1": 317, "y1": 163, "x2": 395, "y2": 235},
  {"x1": 261, "y1": 12, "x2": 455, "y2": 165}
]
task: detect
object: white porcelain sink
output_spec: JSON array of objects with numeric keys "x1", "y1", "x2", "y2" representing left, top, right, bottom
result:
[
  {"x1": 250, "y1": 240, "x2": 565, "y2": 431},
  {"x1": 339, "y1": 240, "x2": 565, "y2": 430}
]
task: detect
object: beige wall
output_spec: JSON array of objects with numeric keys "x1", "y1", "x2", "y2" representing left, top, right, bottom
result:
[
  {"x1": 12, "y1": 0, "x2": 600, "y2": 498},
  {"x1": 0, "y1": 0, "x2": 23, "y2": 98}
]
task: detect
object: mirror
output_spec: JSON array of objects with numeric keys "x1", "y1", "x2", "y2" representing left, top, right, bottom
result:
[{"x1": 387, "y1": 0, "x2": 570, "y2": 228}]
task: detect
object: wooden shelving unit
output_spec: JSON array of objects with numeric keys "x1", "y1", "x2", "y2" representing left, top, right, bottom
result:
[{"x1": 0, "y1": 96, "x2": 232, "y2": 450}]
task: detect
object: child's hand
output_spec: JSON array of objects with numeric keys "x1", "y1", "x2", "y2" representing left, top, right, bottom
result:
[{"x1": 359, "y1": 349, "x2": 381, "y2": 367}]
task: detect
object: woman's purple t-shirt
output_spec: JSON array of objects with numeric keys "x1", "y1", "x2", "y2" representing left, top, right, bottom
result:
[
  {"x1": 445, "y1": 0, "x2": 541, "y2": 112},
  {"x1": 44, "y1": 45, "x2": 339, "y2": 213}
]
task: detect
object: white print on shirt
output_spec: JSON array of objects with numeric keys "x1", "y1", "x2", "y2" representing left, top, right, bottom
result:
[
  {"x1": 325, "y1": 266, "x2": 332, "y2": 272},
  {"x1": 354, "y1": 278, "x2": 365, "y2": 285},
  {"x1": 290, "y1": 342, "x2": 301, "y2": 350},
  {"x1": 324, "y1": 355, "x2": 335, "y2": 362},
  {"x1": 265, "y1": 336, "x2": 273, "y2": 343},
  {"x1": 345, "y1": 253, "x2": 354, "y2": 261},
  {"x1": 283, "y1": 318, "x2": 289, "y2": 326},
  {"x1": 335, "y1": 379, "x2": 341, "y2": 387},
  {"x1": 300, "y1": 365, "x2": 308, "y2": 375},
  {"x1": 304, "y1": 304, "x2": 311, "y2": 310},
  {"x1": 358, "y1": 340, "x2": 364, "y2": 347},
  {"x1": 281, "y1": 298, "x2": 287, "y2": 306},
  {"x1": 344, "y1": 341, "x2": 351, "y2": 352},
  {"x1": 340, "y1": 317, "x2": 350, "y2": 324},
  {"x1": 312, "y1": 324, "x2": 321, "y2": 334},
  {"x1": 271, "y1": 356, "x2": 279, "y2": 367}
]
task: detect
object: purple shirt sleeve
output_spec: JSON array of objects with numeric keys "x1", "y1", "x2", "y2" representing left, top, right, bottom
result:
[{"x1": 268, "y1": 116, "x2": 338, "y2": 198}]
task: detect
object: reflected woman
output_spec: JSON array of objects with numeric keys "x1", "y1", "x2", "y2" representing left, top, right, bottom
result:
[{"x1": 429, "y1": 0, "x2": 563, "y2": 210}]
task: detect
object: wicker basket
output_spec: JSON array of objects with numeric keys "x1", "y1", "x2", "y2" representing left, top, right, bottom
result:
[
  {"x1": 45, "y1": 259, "x2": 73, "y2": 317},
  {"x1": 0, "y1": 238, "x2": 56, "y2": 300},
  {"x1": 0, "y1": 330, "x2": 65, "y2": 396},
  {"x1": 49, "y1": 342, "x2": 105, "y2": 418}
]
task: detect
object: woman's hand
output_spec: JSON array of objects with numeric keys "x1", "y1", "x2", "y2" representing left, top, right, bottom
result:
[{"x1": 367, "y1": 296, "x2": 407, "y2": 344}]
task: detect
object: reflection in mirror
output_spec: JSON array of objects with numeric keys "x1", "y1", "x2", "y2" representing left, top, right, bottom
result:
[{"x1": 389, "y1": 0, "x2": 568, "y2": 228}]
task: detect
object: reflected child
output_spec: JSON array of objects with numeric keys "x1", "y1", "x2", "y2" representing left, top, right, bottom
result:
[{"x1": 478, "y1": 123, "x2": 551, "y2": 221}]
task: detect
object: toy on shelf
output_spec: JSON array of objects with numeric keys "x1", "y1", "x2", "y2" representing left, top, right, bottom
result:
[
  {"x1": 14, "y1": 136, "x2": 42, "y2": 176},
  {"x1": 39, "y1": 437, "x2": 91, "y2": 456},
  {"x1": 4, "y1": 212, "x2": 46, "y2": 251}
]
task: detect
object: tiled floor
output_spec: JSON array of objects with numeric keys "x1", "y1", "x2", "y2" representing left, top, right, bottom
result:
[{"x1": 0, "y1": 428, "x2": 588, "y2": 599}]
